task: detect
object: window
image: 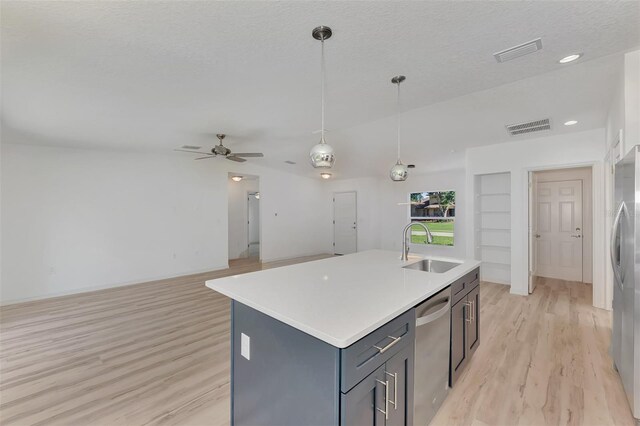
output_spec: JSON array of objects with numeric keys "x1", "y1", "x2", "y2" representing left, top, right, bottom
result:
[{"x1": 409, "y1": 191, "x2": 455, "y2": 246}]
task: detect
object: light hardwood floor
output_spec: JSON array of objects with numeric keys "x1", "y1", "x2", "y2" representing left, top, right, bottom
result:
[{"x1": 0, "y1": 265, "x2": 634, "y2": 425}]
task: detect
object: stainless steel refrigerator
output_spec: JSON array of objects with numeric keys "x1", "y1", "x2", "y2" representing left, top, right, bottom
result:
[{"x1": 611, "y1": 145, "x2": 640, "y2": 422}]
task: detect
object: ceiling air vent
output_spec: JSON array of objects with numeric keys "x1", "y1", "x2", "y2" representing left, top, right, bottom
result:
[
  {"x1": 181, "y1": 145, "x2": 201, "y2": 150},
  {"x1": 506, "y1": 118, "x2": 551, "y2": 136},
  {"x1": 494, "y1": 38, "x2": 542, "y2": 63}
]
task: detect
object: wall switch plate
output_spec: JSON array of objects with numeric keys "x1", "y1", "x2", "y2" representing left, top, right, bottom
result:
[{"x1": 241, "y1": 333, "x2": 250, "y2": 360}]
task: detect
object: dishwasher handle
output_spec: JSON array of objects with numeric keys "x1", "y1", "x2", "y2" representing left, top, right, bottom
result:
[{"x1": 416, "y1": 298, "x2": 450, "y2": 327}]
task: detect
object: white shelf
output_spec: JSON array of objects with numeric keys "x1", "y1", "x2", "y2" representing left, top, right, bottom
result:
[{"x1": 475, "y1": 172, "x2": 512, "y2": 285}]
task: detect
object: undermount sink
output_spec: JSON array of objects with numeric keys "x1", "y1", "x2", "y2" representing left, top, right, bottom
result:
[{"x1": 403, "y1": 259, "x2": 461, "y2": 273}]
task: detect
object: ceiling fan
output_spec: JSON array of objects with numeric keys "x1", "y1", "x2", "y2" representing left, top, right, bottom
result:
[{"x1": 174, "y1": 134, "x2": 264, "y2": 163}]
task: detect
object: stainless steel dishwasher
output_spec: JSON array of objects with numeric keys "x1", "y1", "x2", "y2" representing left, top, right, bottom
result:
[{"x1": 413, "y1": 287, "x2": 451, "y2": 426}]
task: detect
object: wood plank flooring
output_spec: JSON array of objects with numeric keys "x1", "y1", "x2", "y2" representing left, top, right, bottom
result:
[
  {"x1": 0, "y1": 266, "x2": 634, "y2": 425},
  {"x1": 433, "y1": 276, "x2": 634, "y2": 426}
]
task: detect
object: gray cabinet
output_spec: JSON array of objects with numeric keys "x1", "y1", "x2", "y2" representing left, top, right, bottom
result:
[
  {"x1": 231, "y1": 301, "x2": 415, "y2": 426},
  {"x1": 449, "y1": 268, "x2": 480, "y2": 387},
  {"x1": 385, "y1": 344, "x2": 413, "y2": 426},
  {"x1": 466, "y1": 284, "x2": 480, "y2": 357},
  {"x1": 341, "y1": 344, "x2": 414, "y2": 426},
  {"x1": 340, "y1": 365, "x2": 386, "y2": 426},
  {"x1": 450, "y1": 296, "x2": 468, "y2": 386}
]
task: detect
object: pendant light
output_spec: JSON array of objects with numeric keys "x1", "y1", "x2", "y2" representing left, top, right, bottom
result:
[
  {"x1": 389, "y1": 75, "x2": 408, "y2": 181},
  {"x1": 309, "y1": 26, "x2": 335, "y2": 169}
]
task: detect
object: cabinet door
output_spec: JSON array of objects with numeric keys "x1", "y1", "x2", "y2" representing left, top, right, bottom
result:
[
  {"x1": 385, "y1": 344, "x2": 414, "y2": 426},
  {"x1": 466, "y1": 285, "x2": 480, "y2": 357},
  {"x1": 450, "y1": 298, "x2": 467, "y2": 387},
  {"x1": 341, "y1": 365, "x2": 387, "y2": 426}
]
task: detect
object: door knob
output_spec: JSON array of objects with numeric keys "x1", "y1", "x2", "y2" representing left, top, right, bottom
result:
[
  {"x1": 570, "y1": 234, "x2": 582, "y2": 238},
  {"x1": 535, "y1": 234, "x2": 541, "y2": 238}
]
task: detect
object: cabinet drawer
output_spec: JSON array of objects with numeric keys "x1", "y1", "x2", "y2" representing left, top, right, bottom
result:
[
  {"x1": 340, "y1": 309, "x2": 414, "y2": 393},
  {"x1": 451, "y1": 268, "x2": 479, "y2": 305}
]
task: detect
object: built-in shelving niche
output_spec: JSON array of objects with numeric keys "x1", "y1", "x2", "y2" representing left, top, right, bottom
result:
[{"x1": 474, "y1": 172, "x2": 511, "y2": 285}]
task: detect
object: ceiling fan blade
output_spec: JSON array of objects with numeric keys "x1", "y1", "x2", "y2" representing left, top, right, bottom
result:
[
  {"x1": 174, "y1": 149, "x2": 213, "y2": 155},
  {"x1": 232, "y1": 153, "x2": 264, "y2": 157},
  {"x1": 195, "y1": 156, "x2": 217, "y2": 160},
  {"x1": 226, "y1": 155, "x2": 247, "y2": 163}
]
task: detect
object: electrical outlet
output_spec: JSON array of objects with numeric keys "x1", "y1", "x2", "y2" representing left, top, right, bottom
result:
[{"x1": 241, "y1": 333, "x2": 250, "y2": 360}]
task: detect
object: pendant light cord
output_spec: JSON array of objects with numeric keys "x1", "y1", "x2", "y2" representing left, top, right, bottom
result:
[
  {"x1": 321, "y1": 38, "x2": 326, "y2": 143},
  {"x1": 396, "y1": 81, "x2": 401, "y2": 161}
]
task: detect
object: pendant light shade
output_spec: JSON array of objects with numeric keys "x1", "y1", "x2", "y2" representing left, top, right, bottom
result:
[
  {"x1": 389, "y1": 75, "x2": 408, "y2": 182},
  {"x1": 390, "y1": 160, "x2": 408, "y2": 181},
  {"x1": 309, "y1": 26, "x2": 335, "y2": 169},
  {"x1": 310, "y1": 139, "x2": 335, "y2": 168}
]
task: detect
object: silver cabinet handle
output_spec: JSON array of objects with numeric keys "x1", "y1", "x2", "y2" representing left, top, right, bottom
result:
[
  {"x1": 471, "y1": 300, "x2": 475, "y2": 322},
  {"x1": 375, "y1": 379, "x2": 389, "y2": 419},
  {"x1": 373, "y1": 335, "x2": 401, "y2": 354},
  {"x1": 386, "y1": 372, "x2": 398, "y2": 409},
  {"x1": 464, "y1": 302, "x2": 472, "y2": 322}
]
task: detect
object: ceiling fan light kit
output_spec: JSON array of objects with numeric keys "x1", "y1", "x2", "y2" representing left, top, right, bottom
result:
[
  {"x1": 309, "y1": 26, "x2": 336, "y2": 169},
  {"x1": 389, "y1": 75, "x2": 409, "y2": 182},
  {"x1": 174, "y1": 134, "x2": 264, "y2": 163}
]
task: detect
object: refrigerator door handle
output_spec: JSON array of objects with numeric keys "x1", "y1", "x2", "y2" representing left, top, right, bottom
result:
[{"x1": 610, "y1": 201, "x2": 626, "y2": 287}]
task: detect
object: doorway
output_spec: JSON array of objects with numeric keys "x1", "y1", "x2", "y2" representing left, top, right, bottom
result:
[
  {"x1": 528, "y1": 167, "x2": 592, "y2": 293},
  {"x1": 247, "y1": 191, "x2": 260, "y2": 258},
  {"x1": 228, "y1": 173, "x2": 260, "y2": 263},
  {"x1": 333, "y1": 191, "x2": 357, "y2": 255}
]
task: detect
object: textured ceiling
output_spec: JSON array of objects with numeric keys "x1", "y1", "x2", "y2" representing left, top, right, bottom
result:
[{"x1": 1, "y1": 1, "x2": 639, "y2": 178}]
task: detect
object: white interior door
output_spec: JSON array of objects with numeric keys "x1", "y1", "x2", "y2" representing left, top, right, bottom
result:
[
  {"x1": 333, "y1": 192, "x2": 357, "y2": 255},
  {"x1": 535, "y1": 180, "x2": 583, "y2": 281}
]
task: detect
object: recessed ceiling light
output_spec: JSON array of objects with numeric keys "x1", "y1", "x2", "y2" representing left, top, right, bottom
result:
[
  {"x1": 231, "y1": 176, "x2": 243, "y2": 182},
  {"x1": 320, "y1": 172, "x2": 332, "y2": 179},
  {"x1": 559, "y1": 54, "x2": 582, "y2": 64},
  {"x1": 564, "y1": 120, "x2": 578, "y2": 126}
]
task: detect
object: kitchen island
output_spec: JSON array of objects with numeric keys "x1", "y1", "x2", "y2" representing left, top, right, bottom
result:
[{"x1": 206, "y1": 250, "x2": 481, "y2": 425}]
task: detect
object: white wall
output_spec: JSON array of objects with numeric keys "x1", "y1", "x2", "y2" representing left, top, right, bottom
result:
[
  {"x1": 377, "y1": 170, "x2": 467, "y2": 259},
  {"x1": 1, "y1": 142, "x2": 332, "y2": 304},
  {"x1": 623, "y1": 50, "x2": 639, "y2": 154},
  {"x1": 228, "y1": 177, "x2": 259, "y2": 259},
  {"x1": 533, "y1": 167, "x2": 593, "y2": 283},
  {"x1": 465, "y1": 129, "x2": 606, "y2": 306},
  {"x1": 327, "y1": 170, "x2": 467, "y2": 259}
]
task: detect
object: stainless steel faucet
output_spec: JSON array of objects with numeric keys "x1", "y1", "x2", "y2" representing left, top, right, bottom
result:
[{"x1": 402, "y1": 222, "x2": 433, "y2": 261}]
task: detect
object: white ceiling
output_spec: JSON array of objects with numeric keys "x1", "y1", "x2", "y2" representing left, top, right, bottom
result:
[{"x1": 2, "y1": 1, "x2": 639, "y2": 179}]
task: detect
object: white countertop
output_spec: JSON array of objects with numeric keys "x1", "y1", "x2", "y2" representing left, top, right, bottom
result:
[{"x1": 206, "y1": 250, "x2": 481, "y2": 348}]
